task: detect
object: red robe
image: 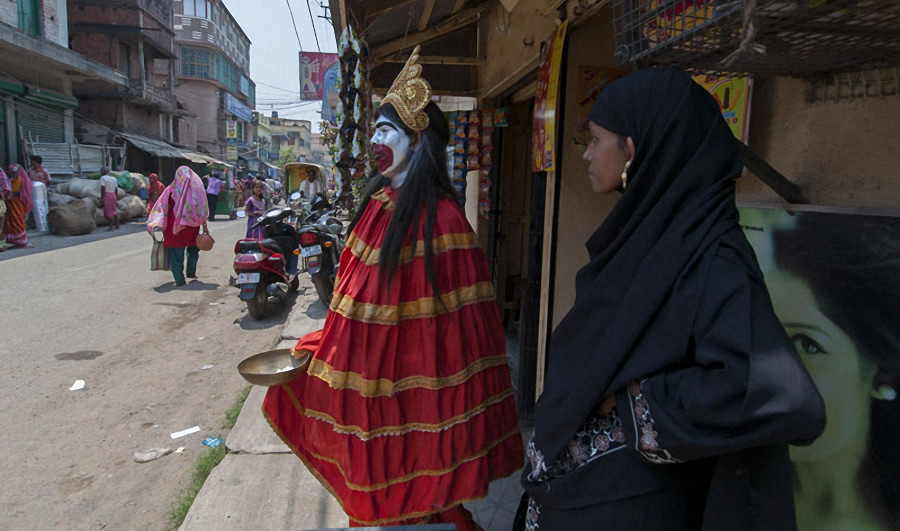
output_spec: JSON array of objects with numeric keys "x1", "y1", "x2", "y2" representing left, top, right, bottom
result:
[{"x1": 263, "y1": 186, "x2": 524, "y2": 526}]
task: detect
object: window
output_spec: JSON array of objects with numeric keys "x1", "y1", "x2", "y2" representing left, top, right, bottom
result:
[
  {"x1": 180, "y1": 46, "x2": 213, "y2": 79},
  {"x1": 183, "y1": 0, "x2": 210, "y2": 19},
  {"x1": 17, "y1": 0, "x2": 42, "y2": 36}
]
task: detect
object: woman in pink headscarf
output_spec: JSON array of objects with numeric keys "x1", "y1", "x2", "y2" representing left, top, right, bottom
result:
[
  {"x1": 1, "y1": 164, "x2": 34, "y2": 248},
  {"x1": 147, "y1": 166, "x2": 209, "y2": 286}
]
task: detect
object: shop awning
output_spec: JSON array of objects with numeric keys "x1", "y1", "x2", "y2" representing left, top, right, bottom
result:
[
  {"x1": 118, "y1": 132, "x2": 186, "y2": 159},
  {"x1": 180, "y1": 150, "x2": 234, "y2": 168}
]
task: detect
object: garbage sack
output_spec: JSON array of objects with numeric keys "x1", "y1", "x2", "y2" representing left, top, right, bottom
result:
[
  {"x1": 85, "y1": 170, "x2": 134, "y2": 191},
  {"x1": 117, "y1": 195, "x2": 145, "y2": 219},
  {"x1": 47, "y1": 198, "x2": 96, "y2": 236},
  {"x1": 48, "y1": 192, "x2": 74, "y2": 206},
  {"x1": 64, "y1": 178, "x2": 102, "y2": 202},
  {"x1": 31, "y1": 182, "x2": 50, "y2": 232},
  {"x1": 130, "y1": 173, "x2": 147, "y2": 195}
]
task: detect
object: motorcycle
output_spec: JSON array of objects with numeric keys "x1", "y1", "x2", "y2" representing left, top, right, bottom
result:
[
  {"x1": 233, "y1": 207, "x2": 301, "y2": 319},
  {"x1": 293, "y1": 192, "x2": 345, "y2": 306}
]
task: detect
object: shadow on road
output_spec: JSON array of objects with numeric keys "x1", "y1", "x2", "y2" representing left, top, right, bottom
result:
[
  {"x1": 153, "y1": 280, "x2": 220, "y2": 293},
  {"x1": 233, "y1": 292, "x2": 297, "y2": 330}
]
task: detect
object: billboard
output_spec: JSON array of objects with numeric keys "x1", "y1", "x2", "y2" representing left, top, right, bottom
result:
[
  {"x1": 739, "y1": 205, "x2": 900, "y2": 530},
  {"x1": 300, "y1": 52, "x2": 340, "y2": 101}
]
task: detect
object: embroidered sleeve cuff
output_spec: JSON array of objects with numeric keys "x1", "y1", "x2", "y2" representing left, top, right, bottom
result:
[{"x1": 617, "y1": 380, "x2": 681, "y2": 464}]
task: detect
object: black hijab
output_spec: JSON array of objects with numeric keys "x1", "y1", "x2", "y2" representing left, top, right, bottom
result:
[{"x1": 533, "y1": 68, "x2": 746, "y2": 466}]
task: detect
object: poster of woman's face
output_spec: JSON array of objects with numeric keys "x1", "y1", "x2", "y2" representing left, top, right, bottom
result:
[{"x1": 739, "y1": 206, "x2": 900, "y2": 531}]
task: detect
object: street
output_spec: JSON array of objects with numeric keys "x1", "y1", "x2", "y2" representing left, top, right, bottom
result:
[{"x1": 0, "y1": 219, "x2": 294, "y2": 530}]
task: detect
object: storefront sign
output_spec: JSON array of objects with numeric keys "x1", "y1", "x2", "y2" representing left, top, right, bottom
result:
[
  {"x1": 532, "y1": 20, "x2": 568, "y2": 172},
  {"x1": 300, "y1": 52, "x2": 340, "y2": 101},
  {"x1": 226, "y1": 146, "x2": 238, "y2": 161},
  {"x1": 693, "y1": 74, "x2": 753, "y2": 144},
  {"x1": 738, "y1": 205, "x2": 900, "y2": 531},
  {"x1": 573, "y1": 66, "x2": 627, "y2": 145},
  {"x1": 226, "y1": 120, "x2": 238, "y2": 139},
  {"x1": 224, "y1": 92, "x2": 252, "y2": 123}
]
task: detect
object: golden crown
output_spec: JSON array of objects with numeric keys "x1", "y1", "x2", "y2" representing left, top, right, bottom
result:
[{"x1": 381, "y1": 45, "x2": 432, "y2": 131}]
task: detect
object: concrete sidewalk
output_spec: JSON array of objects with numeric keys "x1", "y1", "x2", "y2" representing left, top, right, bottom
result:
[{"x1": 179, "y1": 277, "x2": 525, "y2": 531}]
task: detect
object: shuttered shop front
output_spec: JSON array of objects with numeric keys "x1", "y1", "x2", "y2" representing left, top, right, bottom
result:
[{"x1": 16, "y1": 101, "x2": 64, "y2": 144}]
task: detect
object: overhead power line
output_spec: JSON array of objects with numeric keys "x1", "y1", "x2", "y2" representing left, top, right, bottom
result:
[
  {"x1": 285, "y1": 0, "x2": 304, "y2": 52},
  {"x1": 305, "y1": 0, "x2": 321, "y2": 53}
]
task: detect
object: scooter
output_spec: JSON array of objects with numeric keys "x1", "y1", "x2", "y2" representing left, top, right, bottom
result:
[
  {"x1": 294, "y1": 192, "x2": 345, "y2": 306},
  {"x1": 233, "y1": 207, "x2": 301, "y2": 319}
]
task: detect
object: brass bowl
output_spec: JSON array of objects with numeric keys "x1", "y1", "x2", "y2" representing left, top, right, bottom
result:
[{"x1": 237, "y1": 349, "x2": 310, "y2": 386}]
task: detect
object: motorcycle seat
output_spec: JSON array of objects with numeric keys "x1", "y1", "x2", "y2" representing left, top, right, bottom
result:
[
  {"x1": 237, "y1": 240, "x2": 261, "y2": 253},
  {"x1": 259, "y1": 238, "x2": 283, "y2": 254}
]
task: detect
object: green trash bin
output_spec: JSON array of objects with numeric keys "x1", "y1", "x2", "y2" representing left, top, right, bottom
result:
[{"x1": 216, "y1": 189, "x2": 234, "y2": 217}]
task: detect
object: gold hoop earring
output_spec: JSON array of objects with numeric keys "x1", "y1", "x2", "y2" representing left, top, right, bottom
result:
[{"x1": 621, "y1": 160, "x2": 631, "y2": 190}]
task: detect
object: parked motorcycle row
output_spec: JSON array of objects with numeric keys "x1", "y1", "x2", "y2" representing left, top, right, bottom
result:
[{"x1": 233, "y1": 192, "x2": 346, "y2": 319}]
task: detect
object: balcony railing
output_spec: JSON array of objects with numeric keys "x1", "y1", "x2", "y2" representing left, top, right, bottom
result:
[{"x1": 126, "y1": 79, "x2": 176, "y2": 112}]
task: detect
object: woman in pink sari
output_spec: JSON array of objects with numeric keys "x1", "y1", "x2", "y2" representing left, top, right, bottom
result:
[
  {"x1": 147, "y1": 166, "x2": 209, "y2": 286},
  {"x1": 1, "y1": 165, "x2": 34, "y2": 248}
]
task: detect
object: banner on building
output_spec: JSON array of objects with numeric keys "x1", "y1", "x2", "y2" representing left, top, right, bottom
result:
[
  {"x1": 226, "y1": 146, "x2": 238, "y2": 162},
  {"x1": 738, "y1": 205, "x2": 900, "y2": 531},
  {"x1": 532, "y1": 20, "x2": 568, "y2": 172},
  {"x1": 693, "y1": 74, "x2": 753, "y2": 144},
  {"x1": 300, "y1": 52, "x2": 340, "y2": 101},
  {"x1": 224, "y1": 92, "x2": 252, "y2": 123},
  {"x1": 226, "y1": 120, "x2": 238, "y2": 139},
  {"x1": 574, "y1": 66, "x2": 627, "y2": 145}
]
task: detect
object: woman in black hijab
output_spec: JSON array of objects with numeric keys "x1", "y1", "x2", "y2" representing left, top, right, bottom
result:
[{"x1": 519, "y1": 69, "x2": 826, "y2": 530}]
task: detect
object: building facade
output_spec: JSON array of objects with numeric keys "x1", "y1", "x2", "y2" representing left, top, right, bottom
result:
[
  {"x1": 309, "y1": 132, "x2": 329, "y2": 166},
  {"x1": 68, "y1": 0, "x2": 181, "y2": 175},
  {"x1": 172, "y1": 0, "x2": 255, "y2": 164},
  {"x1": 268, "y1": 113, "x2": 311, "y2": 164},
  {"x1": 0, "y1": 0, "x2": 127, "y2": 174}
]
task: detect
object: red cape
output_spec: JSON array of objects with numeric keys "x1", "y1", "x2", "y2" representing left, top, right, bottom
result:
[{"x1": 263, "y1": 186, "x2": 524, "y2": 525}]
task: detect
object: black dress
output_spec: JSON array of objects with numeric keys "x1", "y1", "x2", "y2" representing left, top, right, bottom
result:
[{"x1": 521, "y1": 69, "x2": 825, "y2": 530}]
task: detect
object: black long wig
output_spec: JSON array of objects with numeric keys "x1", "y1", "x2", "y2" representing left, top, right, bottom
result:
[{"x1": 347, "y1": 101, "x2": 456, "y2": 297}]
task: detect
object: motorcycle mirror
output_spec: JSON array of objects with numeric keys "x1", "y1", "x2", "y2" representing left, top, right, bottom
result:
[
  {"x1": 290, "y1": 192, "x2": 301, "y2": 201},
  {"x1": 236, "y1": 210, "x2": 247, "y2": 218},
  {"x1": 312, "y1": 199, "x2": 330, "y2": 211}
]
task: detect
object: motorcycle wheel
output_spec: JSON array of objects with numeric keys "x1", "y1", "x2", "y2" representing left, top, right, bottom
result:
[
  {"x1": 247, "y1": 282, "x2": 268, "y2": 320},
  {"x1": 311, "y1": 273, "x2": 334, "y2": 306},
  {"x1": 289, "y1": 275, "x2": 300, "y2": 292}
]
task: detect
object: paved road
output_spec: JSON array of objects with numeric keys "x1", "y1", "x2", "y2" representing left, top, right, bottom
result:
[{"x1": 0, "y1": 218, "x2": 294, "y2": 530}]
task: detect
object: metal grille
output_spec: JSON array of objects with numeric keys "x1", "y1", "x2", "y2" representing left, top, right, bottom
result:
[{"x1": 613, "y1": 0, "x2": 900, "y2": 76}]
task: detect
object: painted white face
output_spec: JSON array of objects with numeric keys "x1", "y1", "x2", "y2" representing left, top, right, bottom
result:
[{"x1": 371, "y1": 114, "x2": 413, "y2": 187}]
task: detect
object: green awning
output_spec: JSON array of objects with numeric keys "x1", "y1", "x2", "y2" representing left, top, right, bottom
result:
[
  {"x1": 0, "y1": 79, "x2": 26, "y2": 97},
  {"x1": 24, "y1": 88, "x2": 78, "y2": 110}
]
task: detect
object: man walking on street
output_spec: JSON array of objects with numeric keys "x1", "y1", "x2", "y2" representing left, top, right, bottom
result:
[
  {"x1": 206, "y1": 172, "x2": 224, "y2": 221},
  {"x1": 99, "y1": 167, "x2": 119, "y2": 231}
]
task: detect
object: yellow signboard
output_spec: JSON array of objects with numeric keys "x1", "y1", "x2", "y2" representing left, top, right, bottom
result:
[
  {"x1": 532, "y1": 20, "x2": 568, "y2": 172},
  {"x1": 692, "y1": 74, "x2": 753, "y2": 144}
]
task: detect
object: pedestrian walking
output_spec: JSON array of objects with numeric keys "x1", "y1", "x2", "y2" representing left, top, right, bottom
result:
[
  {"x1": 147, "y1": 166, "x2": 209, "y2": 287},
  {"x1": 146, "y1": 173, "x2": 165, "y2": 215},
  {"x1": 518, "y1": 68, "x2": 826, "y2": 531},
  {"x1": 206, "y1": 172, "x2": 224, "y2": 221},
  {"x1": 244, "y1": 180, "x2": 266, "y2": 240},
  {"x1": 262, "y1": 47, "x2": 523, "y2": 530},
  {"x1": 1, "y1": 164, "x2": 34, "y2": 248},
  {"x1": 99, "y1": 167, "x2": 120, "y2": 230}
]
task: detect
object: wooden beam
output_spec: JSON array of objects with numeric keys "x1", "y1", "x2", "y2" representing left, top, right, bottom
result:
[
  {"x1": 372, "y1": 5, "x2": 487, "y2": 60},
  {"x1": 379, "y1": 55, "x2": 484, "y2": 65},
  {"x1": 365, "y1": 0, "x2": 418, "y2": 22},
  {"x1": 452, "y1": 0, "x2": 467, "y2": 14},
  {"x1": 418, "y1": 0, "x2": 436, "y2": 32},
  {"x1": 480, "y1": 52, "x2": 540, "y2": 100},
  {"x1": 741, "y1": 145, "x2": 808, "y2": 204}
]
